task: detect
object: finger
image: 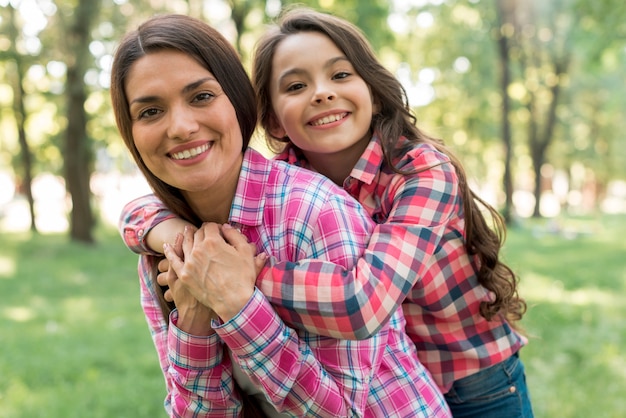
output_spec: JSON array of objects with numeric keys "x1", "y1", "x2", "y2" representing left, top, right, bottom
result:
[
  {"x1": 163, "y1": 242, "x2": 184, "y2": 274},
  {"x1": 220, "y1": 223, "x2": 253, "y2": 253},
  {"x1": 173, "y1": 233, "x2": 184, "y2": 259},
  {"x1": 182, "y1": 226, "x2": 195, "y2": 258},
  {"x1": 254, "y1": 252, "x2": 268, "y2": 277},
  {"x1": 157, "y1": 271, "x2": 169, "y2": 287},
  {"x1": 163, "y1": 288, "x2": 174, "y2": 302},
  {"x1": 158, "y1": 257, "x2": 170, "y2": 273},
  {"x1": 200, "y1": 222, "x2": 222, "y2": 240}
]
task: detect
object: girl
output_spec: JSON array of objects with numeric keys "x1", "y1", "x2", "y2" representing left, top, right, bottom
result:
[{"x1": 112, "y1": 13, "x2": 449, "y2": 418}]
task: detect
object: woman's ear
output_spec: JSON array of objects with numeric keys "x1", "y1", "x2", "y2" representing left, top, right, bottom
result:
[{"x1": 267, "y1": 114, "x2": 287, "y2": 139}]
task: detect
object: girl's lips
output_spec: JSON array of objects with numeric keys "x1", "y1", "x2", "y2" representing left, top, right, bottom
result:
[{"x1": 308, "y1": 112, "x2": 349, "y2": 127}]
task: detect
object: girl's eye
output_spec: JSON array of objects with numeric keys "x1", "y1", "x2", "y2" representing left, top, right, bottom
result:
[
  {"x1": 137, "y1": 107, "x2": 161, "y2": 120},
  {"x1": 333, "y1": 71, "x2": 350, "y2": 80},
  {"x1": 193, "y1": 92, "x2": 214, "y2": 102},
  {"x1": 286, "y1": 82, "x2": 305, "y2": 92}
]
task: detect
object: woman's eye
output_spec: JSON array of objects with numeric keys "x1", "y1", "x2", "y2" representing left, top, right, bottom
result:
[
  {"x1": 193, "y1": 92, "x2": 214, "y2": 102},
  {"x1": 137, "y1": 108, "x2": 160, "y2": 120}
]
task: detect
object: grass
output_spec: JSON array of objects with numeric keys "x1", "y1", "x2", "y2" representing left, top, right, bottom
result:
[
  {"x1": 1, "y1": 215, "x2": 625, "y2": 417},
  {"x1": 504, "y1": 215, "x2": 626, "y2": 418},
  {"x1": 0, "y1": 227, "x2": 165, "y2": 418}
]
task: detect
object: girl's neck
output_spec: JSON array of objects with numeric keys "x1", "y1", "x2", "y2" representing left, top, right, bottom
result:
[{"x1": 303, "y1": 138, "x2": 370, "y2": 186}]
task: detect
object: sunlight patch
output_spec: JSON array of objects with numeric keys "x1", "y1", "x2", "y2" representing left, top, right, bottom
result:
[
  {"x1": 3, "y1": 306, "x2": 35, "y2": 322},
  {"x1": 0, "y1": 255, "x2": 16, "y2": 278},
  {"x1": 520, "y1": 272, "x2": 618, "y2": 307}
]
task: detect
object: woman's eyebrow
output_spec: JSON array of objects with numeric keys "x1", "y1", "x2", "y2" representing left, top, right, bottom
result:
[{"x1": 130, "y1": 77, "x2": 217, "y2": 106}]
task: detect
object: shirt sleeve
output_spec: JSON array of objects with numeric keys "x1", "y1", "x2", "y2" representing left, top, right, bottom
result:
[
  {"x1": 257, "y1": 156, "x2": 460, "y2": 340},
  {"x1": 215, "y1": 288, "x2": 380, "y2": 417},
  {"x1": 137, "y1": 254, "x2": 244, "y2": 417},
  {"x1": 119, "y1": 194, "x2": 177, "y2": 255}
]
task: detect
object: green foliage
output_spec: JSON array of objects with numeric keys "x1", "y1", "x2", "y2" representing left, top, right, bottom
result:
[
  {"x1": 0, "y1": 228, "x2": 165, "y2": 418},
  {"x1": 505, "y1": 215, "x2": 626, "y2": 417},
  {"x1": 1, "y1": 216, "x2": 625, "y2": 417}
]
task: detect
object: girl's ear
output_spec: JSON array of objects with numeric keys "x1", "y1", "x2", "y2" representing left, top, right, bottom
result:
[{"x1": 267, "y1": 114, "x2": 287, "y2": 138}]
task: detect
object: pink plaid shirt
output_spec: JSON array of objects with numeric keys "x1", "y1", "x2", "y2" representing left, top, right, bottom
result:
[
  {"x1": 264, "y1": 137, "x2": 526, "y2": 391},
  {"x1": 120, "y1": 148, "x2": 450, "y2": 417}
]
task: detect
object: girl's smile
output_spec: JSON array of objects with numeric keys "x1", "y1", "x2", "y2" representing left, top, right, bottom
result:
[{"x1": 269, "y1": 31, "x2": 375, "y2": 183}]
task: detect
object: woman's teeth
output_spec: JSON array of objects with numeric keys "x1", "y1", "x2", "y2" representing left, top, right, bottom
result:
[{"x1": 170, "y1": 143, "x2": 209, "y2": 160}]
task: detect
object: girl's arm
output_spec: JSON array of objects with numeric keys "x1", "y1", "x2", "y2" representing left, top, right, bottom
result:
[
  {"x1": 119, "y1": 194, "x2": 193, "y2": 255},
  {"x1": 259, "y1": 153, "x2": 460, "y2": 340},
  {"x1": 119, "y1": 158, "x2": 459, "y2": 341}
]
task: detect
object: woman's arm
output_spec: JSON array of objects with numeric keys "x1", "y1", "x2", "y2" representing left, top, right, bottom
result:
[
  {"x1": 163, "y1": 223, "x2": 378, "y2": 417},
  {"x1": 137, "y1": 254, "x2": 244, "y2": 417}
]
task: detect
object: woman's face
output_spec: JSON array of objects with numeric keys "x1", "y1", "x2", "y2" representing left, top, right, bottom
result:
[{"x1": 125, "y1": 49, "x2": 243, "y2": 200}]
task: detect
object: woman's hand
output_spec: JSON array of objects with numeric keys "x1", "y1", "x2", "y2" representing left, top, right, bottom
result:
[
  {"x1": 162, "y1": 232, "x2": 215, "y2": 335},
  {"x1": 165, "y1": 223, "x2": 260, "y2": 322}
]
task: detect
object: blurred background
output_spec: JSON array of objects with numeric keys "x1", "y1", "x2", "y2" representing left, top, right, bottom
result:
[{"x1": 0, "y1": 0, "x2": 624, "y2": 417}]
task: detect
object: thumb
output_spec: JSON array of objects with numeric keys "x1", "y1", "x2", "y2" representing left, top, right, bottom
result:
[{"x1": 254, "y1": 252, "x2": 268, "y2": 277}]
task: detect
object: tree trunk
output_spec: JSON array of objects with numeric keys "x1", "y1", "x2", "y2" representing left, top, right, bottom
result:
[
  {"x1": 529, "y1": 59, "x2": 567, "y2": 218},
  {"x1": 63, "y1": 0, "x2": 102, "y2": 243},
  {"x1": 495, "y1": 0, "x2": 516, "y2": 224},
  {"x1": 8, "y1": 6, "x2": 37, "y2": 233}
]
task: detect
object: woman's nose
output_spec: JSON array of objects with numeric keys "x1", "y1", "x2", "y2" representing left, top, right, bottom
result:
[{"x1": 167, "y1": 105, "x2": 199, "y2": 140}]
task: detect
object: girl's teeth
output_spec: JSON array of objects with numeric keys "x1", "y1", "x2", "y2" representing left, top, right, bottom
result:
[{"x1": 312, "y1": 113, "x2": 346, "y2": 126}]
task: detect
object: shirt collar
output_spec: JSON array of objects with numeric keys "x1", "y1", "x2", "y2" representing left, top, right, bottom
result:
[
  {"x1": 347, "y1": 134, "x2": 384, "y2": 186},
  {"x1": 229, "y1": 148, "x2": 268, "y2": 227}
]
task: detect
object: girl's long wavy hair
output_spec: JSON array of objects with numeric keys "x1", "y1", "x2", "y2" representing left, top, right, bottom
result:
[{"x1": 253, "y1": 7, "x2": 526, "y2": 326}]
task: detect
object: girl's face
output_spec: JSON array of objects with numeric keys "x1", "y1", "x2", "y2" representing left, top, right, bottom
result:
[
  {"x1": 125, "y1": 50, "x2": 243, "y2": 203},
  {"x1": 268, "y1": 31, "x2": 375, "y2": 163}
]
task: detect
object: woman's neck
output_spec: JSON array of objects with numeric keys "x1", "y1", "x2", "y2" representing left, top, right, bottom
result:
[{"x1": 183, "y1": 156, "x2": 242, "y2": 224}]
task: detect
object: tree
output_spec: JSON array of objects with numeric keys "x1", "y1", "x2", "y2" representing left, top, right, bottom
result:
[
  {"x1": 495, "y1": 0, "x2": 517, "y2": 223},
  {"x1": 5, "y1": 5, "x2": 37, "y2": 232},
  {"x1": 61, "y1": 0, "x2": 102, "y2": 243}
]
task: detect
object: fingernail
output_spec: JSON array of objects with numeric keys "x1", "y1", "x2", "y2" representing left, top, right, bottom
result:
[{"x1": 222, "y1": 223, "x2": 232, "y2": 229}]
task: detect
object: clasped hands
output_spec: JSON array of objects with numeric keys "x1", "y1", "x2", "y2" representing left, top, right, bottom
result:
[{"x1": 158, "y1": 223, "x2": 267, "y2": 329}]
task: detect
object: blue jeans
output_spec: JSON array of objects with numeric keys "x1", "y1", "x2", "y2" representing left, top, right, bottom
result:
[{"x1": 444, "y1": 353, "x2": 534, "y2": 418}]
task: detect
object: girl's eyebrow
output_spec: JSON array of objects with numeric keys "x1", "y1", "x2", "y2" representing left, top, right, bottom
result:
[
  {"x1": 129, "y1": 77, "x2": 216, "y2": 105},
  {"x1": 276, "y1": 56, "x2": 349, "y2": 85}
]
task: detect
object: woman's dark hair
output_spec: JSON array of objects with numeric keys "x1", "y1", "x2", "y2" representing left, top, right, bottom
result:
[
  {"x1": 111, "y1": 16, "x2": 265, "y2": 415},
  {"x1": 110, "y1": 14, "x2": 257, "y2": 225},
  {"x1": 253, "y1": 7, "x2": 526, "y2": 325}
]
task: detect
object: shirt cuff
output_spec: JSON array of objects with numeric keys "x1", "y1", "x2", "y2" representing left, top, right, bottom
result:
[
  {"x1": 168, "y1": 309, "x2": 224, "y2": 370},
  {"x1": 214, "y1": 288, "x2": 287, "y2": 357}
]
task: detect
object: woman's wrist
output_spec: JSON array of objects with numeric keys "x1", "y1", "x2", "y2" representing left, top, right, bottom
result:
[{"x1": 176, "y1": 303, "x2": 216, "y2": 336}]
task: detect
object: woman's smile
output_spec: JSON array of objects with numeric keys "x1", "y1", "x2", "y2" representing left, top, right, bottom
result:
[{"x1": 125, "y1": 49, "x2": 244, "y2": 196}]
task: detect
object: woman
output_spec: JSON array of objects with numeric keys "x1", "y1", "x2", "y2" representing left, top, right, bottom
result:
[{"x1": 111, "y1": 13, "x2": 449, "y2": 418}]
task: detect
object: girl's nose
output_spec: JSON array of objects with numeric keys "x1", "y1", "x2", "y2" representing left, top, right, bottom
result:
[{"x1": 312, "y1": 84, "x2": 336, "y2": 104}]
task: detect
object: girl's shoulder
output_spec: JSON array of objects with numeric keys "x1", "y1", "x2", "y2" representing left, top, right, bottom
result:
[{"x1": 392, "y1": 141, "x2": 452, "y2": 172}]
